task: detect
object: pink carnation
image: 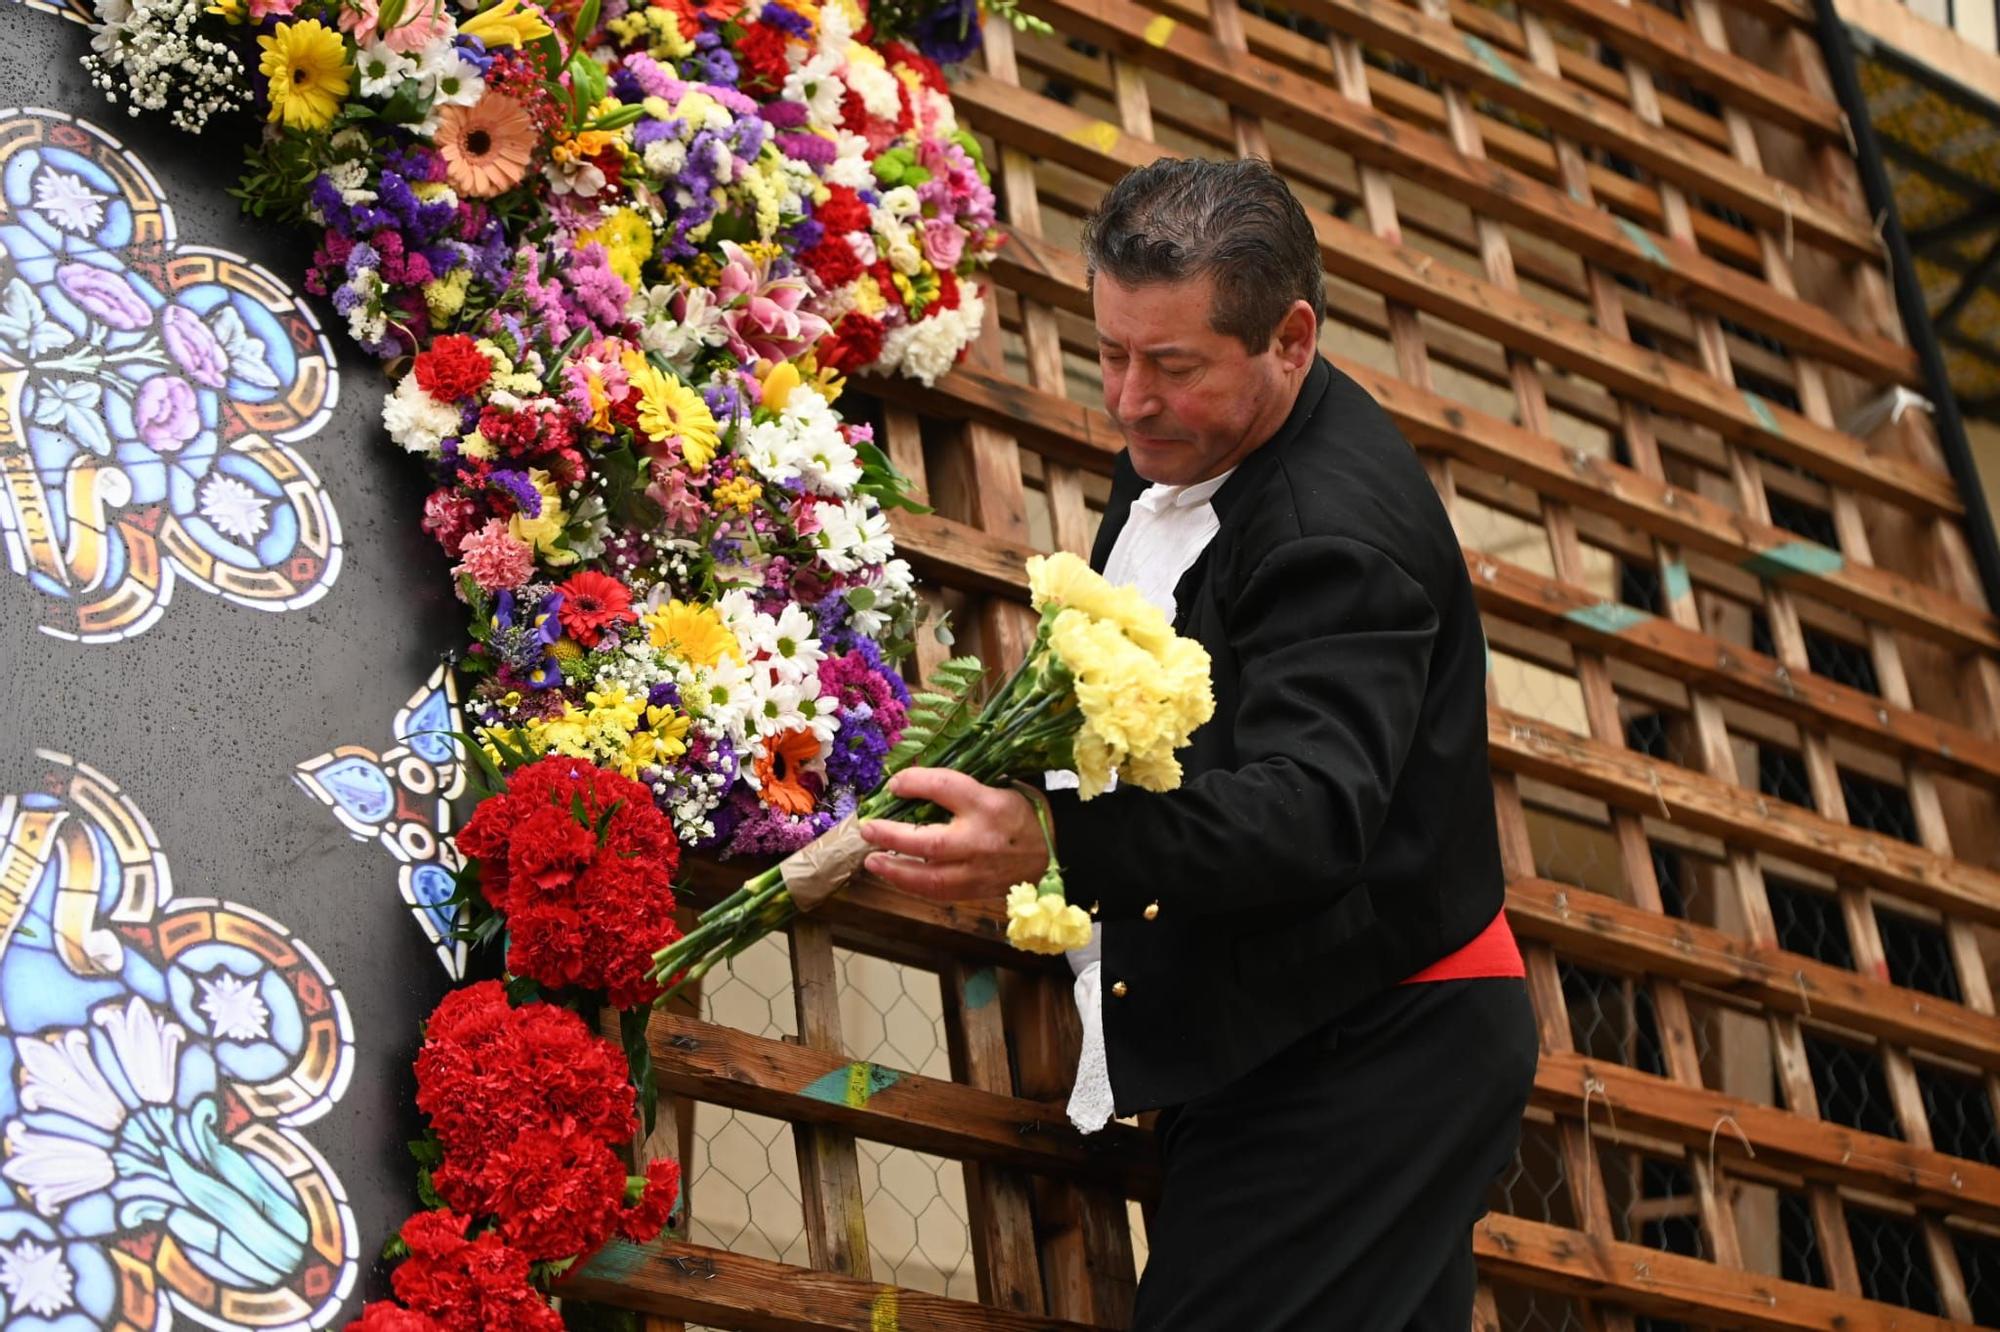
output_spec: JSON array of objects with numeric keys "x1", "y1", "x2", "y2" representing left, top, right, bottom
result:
[{"x1": 454, "y1": 519, "x2": 535, "y2": 593}]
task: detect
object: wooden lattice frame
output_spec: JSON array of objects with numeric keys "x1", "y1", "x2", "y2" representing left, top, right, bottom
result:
[{"x1": 562, "y1": 1, "x2": 2000, "y2": 1327}]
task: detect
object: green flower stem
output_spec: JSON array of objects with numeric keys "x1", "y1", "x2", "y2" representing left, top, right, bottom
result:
[{"x1": 649, "y1": 633, "x2": 1087, "y2": 1005}]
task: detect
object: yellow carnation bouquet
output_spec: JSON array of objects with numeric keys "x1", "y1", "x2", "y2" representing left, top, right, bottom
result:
[{"x1": 647, "y1": 552, "x2": 1214, "y2": 997}]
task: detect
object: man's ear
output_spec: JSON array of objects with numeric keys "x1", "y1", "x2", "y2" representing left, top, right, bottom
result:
[{"x1": 1273, "y1": 299, "x2": 1319, "y2": 371}]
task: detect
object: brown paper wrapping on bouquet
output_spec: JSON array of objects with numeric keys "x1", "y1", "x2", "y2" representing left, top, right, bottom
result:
[{"x1": 779, "y1": 814, "x2": 872, "y2": 911}]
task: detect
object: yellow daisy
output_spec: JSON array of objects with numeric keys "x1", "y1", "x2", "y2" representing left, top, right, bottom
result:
[
  {"x1": 625, "y1": 357, "x2": 721, "y2": 469},
  {"x1": 643, "y1": 599, "x2": 739, "y2": 668}
]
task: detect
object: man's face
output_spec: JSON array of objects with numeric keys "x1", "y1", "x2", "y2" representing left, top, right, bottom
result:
[{"x1": 1094, "y1": 271, "x2": 1309, "y2": 487}]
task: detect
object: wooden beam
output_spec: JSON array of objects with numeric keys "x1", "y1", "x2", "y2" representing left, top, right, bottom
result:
[
  {"x1": 953, "y1": 63, "x2": 1915, "y2": 389},
  {"x1": 1475, "y1": 1213, "x2": 1964, "y2": 1332},
  {"x1": 952, "y1": 80, "x2": 1954, "y2": 515},
  {"x1": 1508, "y1": 876, "x2": 2000, "y2": 1073},
  {"x1": 564, "y1": 1238, "x2": 1107, "y2": 1331},
  {"x1": 1489, "y1": 708, "x2": 2000, "y2": 927},
  {"x1": 1501, "y1": 0, "x2": 1845, "y2": 143},
  {"x1": 641, "y1": 1012, "x2": 1159, "y2": 1198}
]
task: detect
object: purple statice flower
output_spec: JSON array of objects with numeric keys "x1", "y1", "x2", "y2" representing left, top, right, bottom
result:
[
  {"x1": 785, "y1": 217, "x2": 825, "y2": 252},
  {"x1": 825, "y1": 708, "x2": 891, "y2": 790},
  {"x1": 647, "y1": 681, "x2": 681, "y2": 709},
  {"x1": 694, "y1": 48, "x2": 740, "y2": 88},
  {"x1": 565, "y1": 242, "x2": 633, "y2": 330},
  {"x1": 489, "y1": 469, "x2": 543, "y2": 517},
  {"x1": 760, "y1": 2, "x2": 813, "y2": 37},
  {"x1": 759, "y1": 99, "x2": 807, "y2": 130},
  {"x1": 454, "y1": 33, "x2": 494, "y2": 72},
  {"x1": 623, "y1": 52, "x2": 686, "y2": 101},
  {"x1": 724, "y1": 798, "x2": 834, "y2": 858},
  {"x1": 632, "y1": 117, "x2": 680, "y2": 152},
  {"x1": 776, "y1": 133, "x2": 836, "y2": 168}
]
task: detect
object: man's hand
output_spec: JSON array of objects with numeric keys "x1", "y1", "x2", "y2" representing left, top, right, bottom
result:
[{"x1": 858, "y1": 768, "x2": 1050, "y2": 901}]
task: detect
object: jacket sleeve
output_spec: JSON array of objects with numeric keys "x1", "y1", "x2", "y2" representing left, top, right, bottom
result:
[{"x1": 1044, "y1": 533, "x2": 1438, "y2": 919}]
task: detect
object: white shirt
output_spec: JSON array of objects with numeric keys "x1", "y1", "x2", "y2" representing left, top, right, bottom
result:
[{"x1": 1057, "y1": 468, "x2": 1234, "y2": 1133}]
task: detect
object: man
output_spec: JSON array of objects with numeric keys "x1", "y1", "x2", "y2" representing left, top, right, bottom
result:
[{"x1": 858, "y1": 157, "x2": 1539, "y2": 1330}]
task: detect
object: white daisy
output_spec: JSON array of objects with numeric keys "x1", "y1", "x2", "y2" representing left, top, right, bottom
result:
[{"x1": 356, "y1": 40, "x2": 418, "y2": 101}]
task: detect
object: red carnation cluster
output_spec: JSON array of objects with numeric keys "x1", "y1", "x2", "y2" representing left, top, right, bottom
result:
[
  {"x1": 412, "y1": 985, "x2": 682, "y2": 1259},
  {"x1": 413, "y1": 335, "x2": 493, "y2": 403},
  {"x1": 734, "y1": 21, "x2": 791, "y2": 96},
  {"x1": 454, "y1": 756, "x2": 683, "y2": 1006},
  {"x1": 345, "y1": 1210, "x2": 563, "y2": 1332},
  {"x1": 821, "y1": 313, "x2": 886, "y2": 374}
]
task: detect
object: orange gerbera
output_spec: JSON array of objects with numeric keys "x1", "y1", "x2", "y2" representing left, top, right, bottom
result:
[
  {"x1": 754, "y1": 729, "x2": 821, "y2": 816},
  {"x1": 435, "y1": 93, "x2": 538, "y2": 198}
]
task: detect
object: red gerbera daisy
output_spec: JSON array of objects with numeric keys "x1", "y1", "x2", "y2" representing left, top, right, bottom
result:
[{"x1": 554, "y1": 570, "x2": 636, "y2": 647}]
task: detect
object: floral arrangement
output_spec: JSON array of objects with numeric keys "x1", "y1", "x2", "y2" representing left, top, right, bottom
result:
[
  {"x1": 77, "y1": 0, "x2": 1023, "y2": 1317},
  {"x1": 650, "y1": 550, "x2": 1216, "y2": 989}
]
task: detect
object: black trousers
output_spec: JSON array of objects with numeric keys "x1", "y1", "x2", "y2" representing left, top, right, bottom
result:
[{"x1": 1130, "y1": 977, "x2": 1539, "y2": 1331}]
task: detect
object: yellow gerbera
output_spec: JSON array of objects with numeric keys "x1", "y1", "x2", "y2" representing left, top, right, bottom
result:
[
  {"x1": 625, "y1": 357, "x2": 721, "y2": 469},
  {"x1": 258, "y1": 20, "x2": 351, "y2": 132},
  {"x1": 643, "y1": 599, "x2": 739, "y2": 668}
]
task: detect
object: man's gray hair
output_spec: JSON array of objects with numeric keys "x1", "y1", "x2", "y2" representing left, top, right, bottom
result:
[{"x1": 1080, "y1": 157, "x2": 1326, "y2": 351}]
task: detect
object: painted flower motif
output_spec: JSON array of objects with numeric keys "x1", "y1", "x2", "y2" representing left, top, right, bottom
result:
[
  {"x1": 1, "y1": 1124, "x2": 114, "y2": 1217},
  {"x1": 53, "y1": 263, "x2": 150, "y2": 331},
  {"x1": 198, "y1": 974, "x2": 272, "y2": 1042},
  {"x1": 161, "y1": 305, "x2": 230, "y2": 389},
  {"x1": 0, "y1": 1236, "x2": 73, "y2": 1318},
  {"x1": 14, "y1": 1029, "x2": 122, "y2": 1133},
  {"x1": 198, "y1": 474, "x2": 273, "y2": 543},
  {"x1": 133, "y1": 375, "x2": 201, "y2": 452},
  {"x1": 92, "y1": 997, "x2": 186, "y2": 1105},
  {"x1": 31, "y1": 169, "x2": 107, "y2": 237}
]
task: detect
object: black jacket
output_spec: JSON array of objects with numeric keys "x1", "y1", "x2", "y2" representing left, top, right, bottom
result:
[{"x1": 1044, "y1": 357, "x2": 1505, "y2": 1115}]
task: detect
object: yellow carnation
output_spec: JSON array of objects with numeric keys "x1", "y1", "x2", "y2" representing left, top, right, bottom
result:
[{"x1": 1005, "y1": 883, "x2": 1094, "y2": 955}]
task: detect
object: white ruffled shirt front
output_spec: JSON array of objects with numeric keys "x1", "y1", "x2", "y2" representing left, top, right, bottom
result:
[{"x1": 1053, "y1": 468, "x2": 1234, "y2": 1134}]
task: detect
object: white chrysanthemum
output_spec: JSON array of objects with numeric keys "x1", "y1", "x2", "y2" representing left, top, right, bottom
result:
[
  {"x1": 642, "y1": 137, "x2": 689, "y2": 179},
  {"x1": 850, "y1": 556, "x2": 915, "y2": 638},
  {"x1": 418, "y1": 43, "x2": 484, "y2": 108},
  {"x1": 382, "y1": 374, "x2": 461, "y2": 456},
  {"x1": 814, "y1": 499, "x2": 894, "y2": 573},
  {"x1": 687, "y1": 652, "x2": 757, "y2": 737},
  {"x1": 879, "y1": 294, "x2": 985, "y2": 387},
  {"x1": 847, "y1": 58, "x2": 901, "y2": 121},
  {"x1": 823, "y1": 131, "x2": 876, "y2": 190}
]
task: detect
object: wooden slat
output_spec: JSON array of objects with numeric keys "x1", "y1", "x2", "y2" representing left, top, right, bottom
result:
[
  {"x1": 1489, "y1": 0, "x2": 1845, "y2": 143},
  {"x1": 1281, "y1": 0, "x2": 1867, "y2": 257},
  {"x1": 953, "y1": 79, "x2": 1956, "y2": 516},
  {"x1": 953, "y1": 59, "x2": 1914, "y2": 390},
  {"x1": 645, "y1": 1012, "x2": 1158, "y2": 1196},
  {"x1": 1473, "y1": 1213, "x2": 1965, "y2": 1332},
  {"x1": 1507, "y1": 876, "x2": 2000, "y2": 1072},
  {"x1": 565, "y1": 1238, "x2": 1107, "y2": 1331},
  {"x1": 1534, "y1": 1049, "x2": 2000, "y2": 1220},
  {"x1": 789, "y1": 918, "x2": 874, "y2": 1278},
  {"x1": 1490, "y1": 709, "x2": 2000, "y2": 927}
]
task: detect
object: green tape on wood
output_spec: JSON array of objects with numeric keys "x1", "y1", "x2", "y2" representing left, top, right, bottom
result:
[
  {"x1": 1565, "y1": 600, "x2": 1650, "y2": 635},
  {"x1": 579, "y1": 1237, "x2": 648, "y2": 1282},
  {"x1": 1464, "y1": 34, "x2": 1523, "y2": 87},
  {"x1": 962, "y1": 966, "x2": 999, "y2": 1010},
  {"x1": 1616, "y1": 217, "x2": 1671, "y2": 268},
  {"x1": 1662, "y1": 560, "x2": 1692, "y2": 605},
  {"x1": 1742, "y1": 541, "x2": 1845, "y2": 580},
  {"x1": 1743, "y1": 390, "x2": 1782, "y2": 435},
  {"x1": 801, "y1": 1061, "x2": 902, "y2": 1108}
]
